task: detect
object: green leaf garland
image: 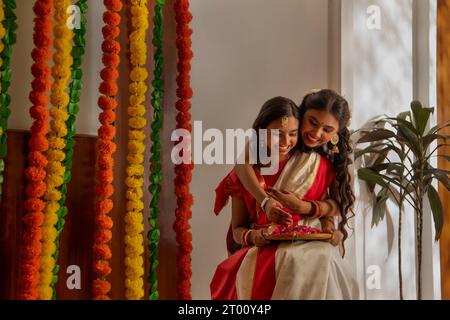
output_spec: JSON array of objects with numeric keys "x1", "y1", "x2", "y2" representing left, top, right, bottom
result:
[{"x1": 148, "y1": 0, "x2": 164, "y2": 300}]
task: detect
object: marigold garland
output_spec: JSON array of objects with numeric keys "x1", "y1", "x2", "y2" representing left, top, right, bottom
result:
[
  {"x1": 18, "y1": 0, "x2": 53, "y2": 300},
  {"x1": 51, "y1": 0, "x2": 88, "y2": 299},
  {"x1": 0, "y1": 0, "x2": 16, "y2": 197},
  {"x1": 147, "y1": 0, "x2": 164, "y2": 301},
  {"x1": 93, "y1": 0, "x2": 122, "y2": 300},
  {"x1": 173, "y1": 0, "x2": 194, "y2": 300},
  {"x1": 124, "y1": 0, "x2": 148, "y2": 300},
  {"x1": 37, "y1": 0, "x2": 73, "y2": 300}
]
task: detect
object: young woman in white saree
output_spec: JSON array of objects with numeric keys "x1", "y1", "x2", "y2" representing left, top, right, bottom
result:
[{"x1": 211, "y1": 90, "x2": 359, "y2": 300}]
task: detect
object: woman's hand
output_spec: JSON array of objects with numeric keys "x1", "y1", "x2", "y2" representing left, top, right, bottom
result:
[
  {"x1": 249, "y1": 229, "x2": 270, "y2": 247},
  {"x1": 321, "y1": 219, "x2": 343, "y2": 247},
  {"x1": 326, "y1": 230, "x2": 344, "y2": 247},
  {"x1": 267, "y1": 188, "x2": 308, "y2": 213},
  {"x1": 264, "y1": 198, "x2": 293, "y2": 226}
]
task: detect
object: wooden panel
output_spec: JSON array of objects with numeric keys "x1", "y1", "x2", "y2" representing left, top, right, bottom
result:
[
  {"x1": 438, "y1": 0, "x2": 450, "y2": 301},
  {"x1": 0, "y1": 130, "x2": 176, "y2": 299}
]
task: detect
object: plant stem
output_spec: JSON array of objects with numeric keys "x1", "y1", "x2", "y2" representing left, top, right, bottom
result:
[
  {"x1": 417, "y1": 195, "x2": 423, "y2": 300},
  {"x1": 398, "y1": 193, "x2": 404, "y2": 300}
]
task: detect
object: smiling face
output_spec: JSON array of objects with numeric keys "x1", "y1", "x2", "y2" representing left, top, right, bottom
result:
[
  {"x1": 265, "y1": 116, "x2": 299, "y2": 159},
  {"x1": 300, "y1": 109, "x2": 339, "y2": 148}
]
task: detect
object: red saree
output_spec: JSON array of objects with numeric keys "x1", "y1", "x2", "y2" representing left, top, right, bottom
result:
[{"x1": 211, "y1": 151, "x2": 336, "y2": 300}]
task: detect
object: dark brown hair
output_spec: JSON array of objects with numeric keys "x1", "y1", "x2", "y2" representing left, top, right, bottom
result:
[
  {"x1": 251, "y1": 96, "x2": 300, "y2": 166},
  {"x1": 298, "y1": 89, "x2": 355, "y2": 256}
]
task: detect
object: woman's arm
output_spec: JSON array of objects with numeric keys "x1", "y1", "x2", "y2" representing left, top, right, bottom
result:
[
  {"x1": 234, "y1": 164, "x2": 293, "y2": 225},
  {"x1": 231, "y1": 196, "x2": 270, "y2": 247},
  {"x1": 234, "y1": 164, "x2": 267, "y2": 204},
  {"x1": 267, "y1": 188, "x2": 340, "y2": 217}
]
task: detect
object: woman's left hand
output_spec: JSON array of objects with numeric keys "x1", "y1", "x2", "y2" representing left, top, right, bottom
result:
[
  {"x1": 323, "y1": 229, "x2": 344, "y2": 247},
  {"x1": 267, "y1": 187, "x2": 305, "y2": 213}
]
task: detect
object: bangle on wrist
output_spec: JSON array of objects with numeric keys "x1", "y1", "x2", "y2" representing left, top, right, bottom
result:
[
  {"x1": 310, "y1": 200, "x2": 323, "y2": 219},
  {"x1": 260, "y1": 196, "x2": 271, "y2": 212},
  {"x1": 305, "y1": 200, "x2": 322, "y2": 219},
  {"x1": 244, "y1": 229, "x2": 253, "y2": 246},
  {"x1": 241, "y1": 229, "x2": 253, "y2": 246}
]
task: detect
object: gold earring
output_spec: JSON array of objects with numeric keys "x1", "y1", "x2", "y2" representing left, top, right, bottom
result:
[
  {"x1": 330, "y1": 135, "x2": 339, "y2": 154},
  {"x1": 281, "y1": 116, "x2": 288, "y2": 128}
]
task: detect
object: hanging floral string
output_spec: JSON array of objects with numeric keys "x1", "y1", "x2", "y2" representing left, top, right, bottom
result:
[
  {"x1": 51, "y1": 0, "x2": 88, "y2": 299},
  {"x1": 18, "y1": 0, "x2": 53, "y2": 300},
  {"x1": 92, "y1": 0, "x2": 122, "y2": 300},
  {"x1": 124, "y1": 0, "x2": 148, "y2": 300},
  {"x1": 0, "y1": 0, "x2": 17, "y2": 197},
  {"x1": 38, "y1": 0, "x2": 73, "y2": 300},
  {"x1": 173, "y1": 0, "x2": 194, "y2": 300},
  {"x1": 147, "y1": 0, "x2": 164, "y2": 301}
]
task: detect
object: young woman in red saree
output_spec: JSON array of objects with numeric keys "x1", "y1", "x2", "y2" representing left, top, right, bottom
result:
[{"x1": 211, "y1": 91, "x2": 359, "y2": 300}]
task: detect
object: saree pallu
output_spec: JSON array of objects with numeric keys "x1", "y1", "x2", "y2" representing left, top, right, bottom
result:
[{"x1": 211, "y1": 151, "x2": 359, "y2": 300}]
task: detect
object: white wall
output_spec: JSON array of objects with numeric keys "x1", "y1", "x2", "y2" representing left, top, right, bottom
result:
[
  {"x1": 342, "y1": 0, "x2": 440, "y2": 300},
  {"x1": 189, "y1": 0, "x2": 337, "y2": 299}
]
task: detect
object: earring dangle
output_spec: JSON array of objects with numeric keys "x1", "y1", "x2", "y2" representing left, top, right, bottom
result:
[{"x1": 330, "y1": 135, "x2": 340, "y2": 154}]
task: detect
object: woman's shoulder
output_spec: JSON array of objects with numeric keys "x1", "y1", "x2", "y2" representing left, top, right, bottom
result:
[{"x1": 317, "y1": 153, "x2": 336, "y2": 176}]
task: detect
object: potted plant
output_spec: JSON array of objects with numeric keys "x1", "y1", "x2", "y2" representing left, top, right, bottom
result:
[{"x1": 354, "y1": 101, "x2": 449, "y2": 300}]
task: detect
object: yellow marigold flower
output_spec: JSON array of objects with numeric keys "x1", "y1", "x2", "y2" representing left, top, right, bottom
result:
[
  {"x1": 126, "y1": 200, "x2": 144, "y2": 212},
  {"x1": 38, "y1": 286, "x2": 53, "y2": 300},
  {"x1": 51, "y1": 120, "x2": 69, "y2": 138},
  {"x1": 129, "y1": 82, "x2": 147, "y2": 95},
  {"x1": 125, "y1": 177, "x2": 144, "y2": 188},
  {"x1": 127, "y1": 153, "x2": 144, "y2": 165},
  {"x1": 45, "y1": 189, "x2": 62, "y2": 201},
  {"x1": 128, "y1": 116, "x2": 146, "y2": 129},
  {"x1": 127, "y1": 105, "x2": 146, "y2": 117},
  {"x1": 48, "y1": 137, "x2": 66, "y2": 150},
  {"x1": 125, "y1": 188, "x2": 144, "y2": 202},
  {"x1": 50, "y1": 108, "x2": 70, "y2": 121},
  {"x1": 128, "y1": 140, "x2": 145, "y2": 154},
  {"x1": 130, "y1": 67, "x2": 148, "y2": 82},
  {"x1": 46, "y1": 161, "x2": 65, "y2": 175},
  {"x1": 44, "y1": 210, "x2": 59, "y2": 226},
  {"x1": 126, "y1": 164, "x2": 144, "y2": 177},
  {"x1": 129, "y1": 94, "x2": 145, "y2": 107},
  {"x1": 125, "y1": 224, "x2": 144, "y2": 236},
  {"x1": 47, "y1": 150, "x2": 66, "y2": 162},
  {"x1": 129, "y1": 130, "x2": 146, "y2": 142},
  {"x1": 46, "y1": 174, "x2": 64, "y2": 189}
]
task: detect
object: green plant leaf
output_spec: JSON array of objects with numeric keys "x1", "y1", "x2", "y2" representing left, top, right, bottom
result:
[
  {"x1": 357, "y1": 129, "x2": 396, "y2": 143},
  {"x1": 355, "y1": 142, "x2": 393, "y2": 159},
  {"x1": 397, "y1": 111, "x2": 411, "y2": 120},
  {"x1": 372, "y1": 187, "x2": 389, "y2": 227},
  {"x1": 386, "y1": 117, "x2": 419, "y2": 135},
  {"x1": 423, "y1": 133, "x2": 449, "y2": 150},
  {"x1": 427, "y1": 185, "x2": 444, "y2": 241},
  {"x1": 410, "y1": 101, "x2": 434, "y2": 136},
  {"x1": 397, "y1": 123, "x2": 421, "y2": 156},
  {"x1": 424, "y1": 168, "x2": 450, "y2": 191},
  {"x1": 358, "y1": 168, "x2": 389, "y2": 188}
]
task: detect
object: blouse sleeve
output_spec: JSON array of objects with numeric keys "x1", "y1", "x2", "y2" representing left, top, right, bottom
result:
[{"x1": 214, "y1": 171, "x2": 246, "y2": 215}]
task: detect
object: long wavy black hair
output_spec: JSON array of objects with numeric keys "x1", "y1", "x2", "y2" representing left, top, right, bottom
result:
[{"x1": 298, "y1": 89, "x2": 355, "y2": 256}]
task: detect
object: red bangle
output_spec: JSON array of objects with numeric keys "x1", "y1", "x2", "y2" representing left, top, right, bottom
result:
[
  {"x1": 311, "y1": 200, "x2": 323, "y2": 219},
  {"x1": 241, "y1": 229, "x2": 252, "y2": 246},
  {"x1": 244, "y1": 229, "x2": 253, "y2": 246},
  {"x1": 305, "y1": 200, "x2": 323, "y2": 219}
]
